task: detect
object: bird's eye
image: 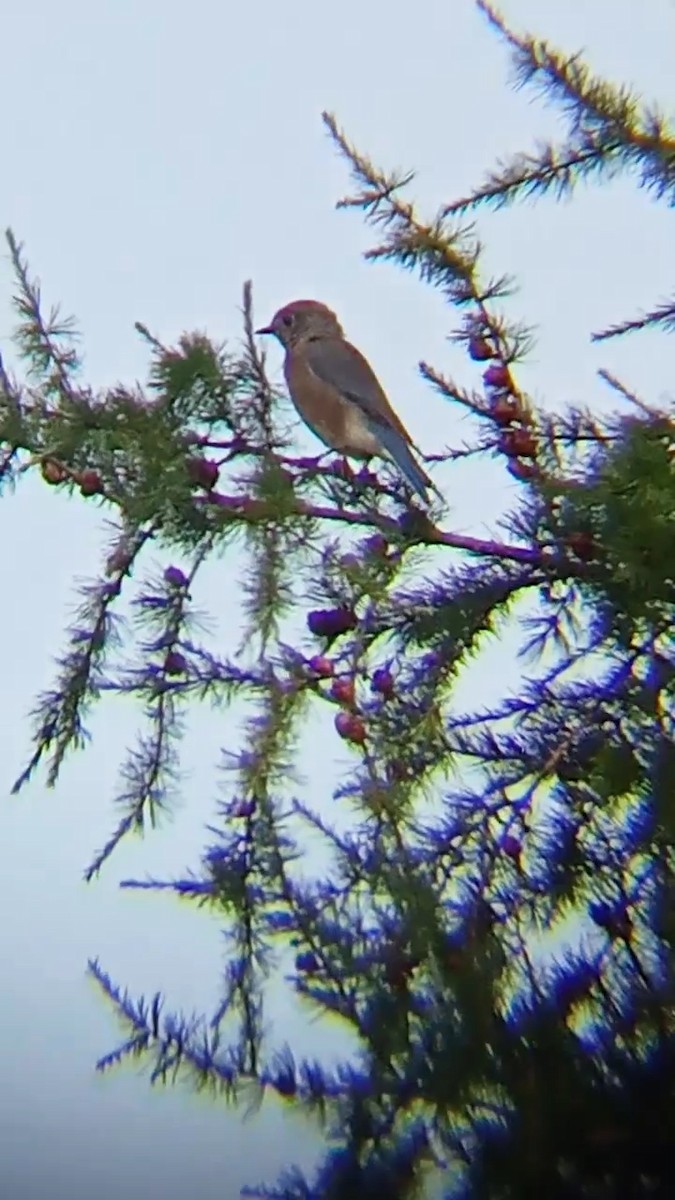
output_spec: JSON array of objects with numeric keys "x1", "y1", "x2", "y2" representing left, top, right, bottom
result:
[{"x1": 282, "y1": 313, "x2": 294, "y2": 327}]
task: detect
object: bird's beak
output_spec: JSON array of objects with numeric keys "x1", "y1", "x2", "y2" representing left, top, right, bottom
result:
[{"x1": 255, "y1": 324, "x2": 274, "y2": 335}]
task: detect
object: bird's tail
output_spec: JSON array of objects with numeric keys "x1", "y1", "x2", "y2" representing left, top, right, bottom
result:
[{"x1": 374, "y1": 422, "x2": 435, "y2": 503}]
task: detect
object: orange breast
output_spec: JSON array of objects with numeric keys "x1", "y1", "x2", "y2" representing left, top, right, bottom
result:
[{"x1": 284, "y1": 352, "x2": 381, "y2": 458}]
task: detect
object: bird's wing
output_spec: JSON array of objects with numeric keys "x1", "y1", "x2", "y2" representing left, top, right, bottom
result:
[{"x1": 304, "y1": 337, "x2": 414, "y2": 445}]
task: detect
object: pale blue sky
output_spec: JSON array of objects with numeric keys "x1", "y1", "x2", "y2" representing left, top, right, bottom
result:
[{"x1": 1, "y1": 1, "x2": 674, "y2": 1197}]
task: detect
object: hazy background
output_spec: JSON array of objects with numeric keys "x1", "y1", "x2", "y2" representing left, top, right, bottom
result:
[{"x1": 1, "y1": 1, "x2": 674, "y2": 1196}]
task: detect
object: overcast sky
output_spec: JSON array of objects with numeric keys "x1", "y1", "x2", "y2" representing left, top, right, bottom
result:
[{"x1": 1, "y1": 1, "x2": 674, "y2": 1197}]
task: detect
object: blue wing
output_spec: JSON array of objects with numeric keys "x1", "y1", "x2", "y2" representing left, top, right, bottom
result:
[
  {"x1": 305, "y1": 337, "x2": 396, "y2": 426},
  {"x1": 305, "y1": 337, "x2": 431, "y2": 501}
]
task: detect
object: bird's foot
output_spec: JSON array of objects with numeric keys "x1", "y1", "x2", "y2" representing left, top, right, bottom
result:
[{"x1": 330, "y1": 456, "x2": 355, "y2": 481}]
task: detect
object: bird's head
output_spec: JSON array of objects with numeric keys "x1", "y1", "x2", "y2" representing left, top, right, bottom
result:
[{"x1": 256, "y1": 299, "x2": 343, "y2": 347}]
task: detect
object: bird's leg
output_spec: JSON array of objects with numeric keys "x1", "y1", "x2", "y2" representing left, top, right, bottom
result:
[
  {"x1": 330, "y1": 456, "x2": 382, "y2": 502},
  {"x1": 330, "y1": 455, "x2": 355, "y2": 482}
]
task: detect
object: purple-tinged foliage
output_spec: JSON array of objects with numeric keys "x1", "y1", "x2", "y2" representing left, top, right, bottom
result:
[
  {"x1": 89, "y1": 958, "x2": 238, "y2": 1089},
  {"x1": 163, "y1": 564, "x2": 189, "y2": 589},
  {"x1": 294, "y1": 952, "x2": 319, "y2": 974},
  {"x1": 119, "y1": 874, "x2": 215, "y2": 900},
  {"x1": 307, "y1": 607, "x2": 358, "y2": 639}
]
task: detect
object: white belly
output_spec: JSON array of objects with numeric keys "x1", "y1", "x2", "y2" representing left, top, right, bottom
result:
[{"x1": 341, "y1": 405, "x2": 382, "y2": 458}]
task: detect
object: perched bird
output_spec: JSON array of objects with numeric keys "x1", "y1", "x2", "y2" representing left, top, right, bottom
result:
[{"x1": 256, "y1": 299, "x2": 434, "y2": 502}]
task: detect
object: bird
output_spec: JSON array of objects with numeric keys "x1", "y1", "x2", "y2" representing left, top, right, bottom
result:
[{"x1": 256, "y1": 299, "x2": 435, "y2": 502}]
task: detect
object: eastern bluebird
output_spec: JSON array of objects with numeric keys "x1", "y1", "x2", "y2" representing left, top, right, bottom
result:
[{"x1": 256, "y1": 299, "x2": 435, "y2": 502}]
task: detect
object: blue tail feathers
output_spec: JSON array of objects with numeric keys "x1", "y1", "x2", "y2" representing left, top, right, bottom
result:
[{"x1": 370, "y1": 420, "x2": 430, "y2": 502}]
